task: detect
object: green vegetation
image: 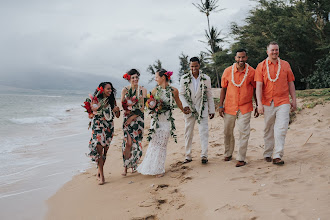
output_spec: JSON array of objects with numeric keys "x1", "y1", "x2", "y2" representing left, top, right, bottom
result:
[
  {"x1": 290, "y1": 88, "x2": 329, "y2": 124},
  {"x1": 182, "y1": 0, "x2": 330, "y2": 90}
]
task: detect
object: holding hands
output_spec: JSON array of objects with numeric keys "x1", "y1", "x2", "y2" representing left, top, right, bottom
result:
[{"x1": 183, "y1": 106, "x2": 191, "y2": 114}]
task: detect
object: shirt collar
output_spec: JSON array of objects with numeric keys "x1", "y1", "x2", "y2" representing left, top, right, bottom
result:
[
  {"x1": 190, "y1": 71, "x2": 200, "y2": 79},
  {"x1": 267, "y1": 58, "x2": 279, "y2": 64},
  {"x1": 234, "y1": 64, "x2": 247, "y2": 73}
]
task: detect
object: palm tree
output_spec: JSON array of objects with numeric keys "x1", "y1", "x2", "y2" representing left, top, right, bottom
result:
[
  {"x1": 204, "y1": 26, "x2": 223, "y2": 54},
  {"x1": 193, "y1": 0, "x2": 225, "y2": 88},
  {"x1": 192, "y1": 0, "x2": 225, "y2": 34}
]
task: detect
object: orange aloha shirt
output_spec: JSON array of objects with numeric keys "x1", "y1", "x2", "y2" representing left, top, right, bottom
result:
[
  {"x1": 255, "y1": 58, "x2": 295, "y2": 107},
  {"x1": 221, "y1": 64, "x2": 256, "y2": 115}
]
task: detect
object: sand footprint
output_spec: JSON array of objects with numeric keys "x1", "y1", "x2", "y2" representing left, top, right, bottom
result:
[
  {"x1": 281, "y1": 208, "x2": 304, "y2": 220},
  {"x1": 131, "y1": 214, "x2": 157, "y2": 220}
]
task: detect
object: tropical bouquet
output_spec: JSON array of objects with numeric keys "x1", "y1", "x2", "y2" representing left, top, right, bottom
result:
[
  {"x1": 145, "y1": 93, "x2": 164, "y2": 114},
  {"x1": 82, "y1": 86, "x2": 109, "y2": 128},
  {"x1": 122, "y1": 87, "x2": 141, "y2": 115}
]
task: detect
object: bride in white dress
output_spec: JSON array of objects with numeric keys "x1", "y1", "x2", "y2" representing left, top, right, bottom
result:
[{"x1": 137, "y1": 69, "x2": 184, "y2": 177}]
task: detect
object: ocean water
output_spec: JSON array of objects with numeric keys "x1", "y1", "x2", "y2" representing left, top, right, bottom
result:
[{"x1": 0, "y1": 90, "x2": 94, "y2": 220}]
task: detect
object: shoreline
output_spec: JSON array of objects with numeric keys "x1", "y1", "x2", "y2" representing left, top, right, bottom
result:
[{"x1": 46, "y1": 100, "x2": 330, "y2": 219}]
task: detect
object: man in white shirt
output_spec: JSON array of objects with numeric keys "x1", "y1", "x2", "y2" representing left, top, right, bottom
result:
[{"x1": 179, "y1": 57, "x2": 215, "y2": 164}]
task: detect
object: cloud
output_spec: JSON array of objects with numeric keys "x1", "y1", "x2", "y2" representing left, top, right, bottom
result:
[{"x1": 0, "y1": 0, "x2": 257, "y2": 90}]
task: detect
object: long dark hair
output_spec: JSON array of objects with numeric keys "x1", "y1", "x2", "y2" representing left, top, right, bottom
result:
[{"x1": 93, "y1": 82, "x2": 116, "y2": 109}]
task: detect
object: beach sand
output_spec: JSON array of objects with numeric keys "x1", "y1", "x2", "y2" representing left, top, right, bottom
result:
[{"x1": 46, "y1": 97, "x2": 330, "y2": 220}]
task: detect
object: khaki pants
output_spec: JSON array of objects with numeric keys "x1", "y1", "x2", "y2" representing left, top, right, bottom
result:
[
  {"x1": 224, "y1": 111, "x2": 251, "y2": 161},
  {"x1": 263, "y1": 102, "x2": 290, "y2": 159},
  {"x1": 184, "y1": 115, "x2": 209, "y2": 160}
]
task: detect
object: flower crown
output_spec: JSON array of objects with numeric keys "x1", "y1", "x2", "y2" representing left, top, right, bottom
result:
[
  {"x1": 123, "y1": 73, "x2": 131, "y2": 80},
  {"x1": 164, "y1": 71, "x2": 173, "y2": 80}
]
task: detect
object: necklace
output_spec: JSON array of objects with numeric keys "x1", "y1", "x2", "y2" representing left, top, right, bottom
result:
[
  {"x1": 266, "y1": 57, "x2": 281, "y2": 82},
  {"x1": 147, "y1": 85, "x2": 177, "y2": 142},
  {"x1": 183, "y1": 72, "x2": 207, "y2": 124},
  {"x1": 231, "y1": 63, "x2": 249, "y2": 87}
]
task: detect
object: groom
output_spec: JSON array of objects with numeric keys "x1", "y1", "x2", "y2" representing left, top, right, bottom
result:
[{"x1": 179, "y1": 57, "x2": 215, "y2": 164}]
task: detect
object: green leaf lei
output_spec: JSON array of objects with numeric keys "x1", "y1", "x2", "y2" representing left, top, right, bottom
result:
[
  {"x1": 147, "y1": 86, "x2": 177, "y2": 143},
  {"x1": 183, "y1": 73, "x2": 208, "y2": 123}
]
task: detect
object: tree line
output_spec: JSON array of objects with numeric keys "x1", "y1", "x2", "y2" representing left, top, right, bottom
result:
[{"x1": 148, "y1": 0, "x2": 329, "y2": 90}]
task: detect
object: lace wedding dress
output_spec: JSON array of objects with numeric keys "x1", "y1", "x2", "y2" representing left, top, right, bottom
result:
[{"x1": 137, "y1": 88, "x2": 171, "y2": 175}]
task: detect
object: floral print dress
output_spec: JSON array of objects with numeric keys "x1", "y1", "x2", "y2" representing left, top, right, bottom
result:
[
  {"x1": 122, "y1": 87, "x2": 144, "y2": 170},
  {"x1": 88, "y1": 105, "x2": 114, "y2": 163}
]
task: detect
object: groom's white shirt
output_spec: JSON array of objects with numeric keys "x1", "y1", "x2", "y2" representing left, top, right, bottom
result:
[{"x1": 192, "y1": 74, "x2": 200, "y2": 92}]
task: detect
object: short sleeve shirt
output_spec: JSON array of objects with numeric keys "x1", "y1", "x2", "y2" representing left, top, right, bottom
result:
[
  {"x1": 221, "y1": 64, "x2": 256, "y2": 115},
  {"x1": 255, "y1": 58, "x2": 295, "y2": 106}
]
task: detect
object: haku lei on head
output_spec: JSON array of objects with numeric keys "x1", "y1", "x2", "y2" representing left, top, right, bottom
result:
[
  {"x1": 183, "y1": 72, "x2": 207, "y2": 124},
  {"x1": 231, "y1": 63, "x2": 249, "y2": 87},
  {"x1": 266, "y1": 57, "x2": 281, "y2": 82},
  {"x1": 146, "y1": 85, "x2": 177, "y2": 143}
]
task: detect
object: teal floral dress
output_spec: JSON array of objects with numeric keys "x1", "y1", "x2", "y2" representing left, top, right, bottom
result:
[
  {"x1": 122, "y1": 87, "x2": 144, "y2": 169},
  {"x1": 88, "y1": 105, "x2": 114, "y2": 163}
]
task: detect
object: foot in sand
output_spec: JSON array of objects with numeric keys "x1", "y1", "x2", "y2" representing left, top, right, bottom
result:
[{"x1": 156, "y1": 173, "x2": 164, "y2": 178}]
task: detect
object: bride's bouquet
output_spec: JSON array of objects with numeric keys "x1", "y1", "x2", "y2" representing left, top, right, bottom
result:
[{"x1": 145, "y1": 93, "x2": 163, "y2": 114}]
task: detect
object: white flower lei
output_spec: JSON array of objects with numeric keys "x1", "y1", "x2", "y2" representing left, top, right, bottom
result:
[
  {"x1": 231, "y1": 63, "x2": 249, "y2": 87},
  {"x1": 147, "y1": 85, "x2": 177, "y2": 142},
  {"x1": 103, "y1": 104, "x2": 113, "y2": 120},
  {"x1": 198, "y1": 79, "x2": 205, "y2": 122},
  {"x1": 183, "y1": 72, "x2": 207, "y2": 124},
  {"x1": 266, "y1": 57, "x2": 281, "y2": 82}
]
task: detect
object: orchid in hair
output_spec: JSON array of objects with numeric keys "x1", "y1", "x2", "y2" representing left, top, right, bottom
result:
[{"x1": 165, "y1": 71, "x2": 173, "y2": 80}]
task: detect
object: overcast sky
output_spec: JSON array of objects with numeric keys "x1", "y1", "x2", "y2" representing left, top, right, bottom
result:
[{"x1": 0, "y1": 0, "x2": 257, "y2": 90}]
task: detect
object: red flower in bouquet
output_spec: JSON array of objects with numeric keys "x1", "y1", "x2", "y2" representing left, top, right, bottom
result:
[
  {"x1": 122, "y1": 95, "x2": 138, "y2": 111},
  {"x1": 82, "y1": 86, "x2": 105, "y2": 118},
  {"x1": 83, "y1": 101, "x2": 92, "y2": 114},
  {"x1": 146, "y1": 95, "x2": 157, "y2": 110},
  {"x1": 146, "y1": 94, "x2": 163, "y2": 113}
]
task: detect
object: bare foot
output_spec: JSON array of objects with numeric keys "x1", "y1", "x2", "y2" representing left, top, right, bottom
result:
[
  {"x1": 156, "y1": 173, "x2": 164, "y2": 178},
  {"x1": 98, "y1": 175, "x2": 105, "y2": 185},
  {"x1": 121, "y1": 168, "x2": 127, "y2": 176}
]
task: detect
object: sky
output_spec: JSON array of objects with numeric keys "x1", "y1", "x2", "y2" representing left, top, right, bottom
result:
[{"x1": 0, "y1": 0, "x2": 258, "y2": 92}]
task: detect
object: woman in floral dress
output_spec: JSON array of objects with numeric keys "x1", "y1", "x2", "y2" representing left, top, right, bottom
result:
[
  {"x1": 88, "y1": 82, "x2": 120, "y2": 185},
  {"x1": 121, "y1": 69, "x2": 147, "y2": 176},
  {"x1": 137, "y1": 69, "x2": 184, "y2": 177}
]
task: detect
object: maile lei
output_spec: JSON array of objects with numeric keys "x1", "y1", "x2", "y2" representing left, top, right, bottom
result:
[
  {"x1": 231, "y1": 63, "x2": 249, "y2": 87},
  {"x1": 183, "y1": 72, "x2": 207, "y2": 124},
  {"x1": 147, "y1": 86, "x2": 177, "y2": 143},
  {"x1": 266, "y1": 57, "x2": 281, "y2": 82}
]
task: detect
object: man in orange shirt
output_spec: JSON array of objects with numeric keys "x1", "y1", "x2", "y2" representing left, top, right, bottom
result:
[
  {"x1": 219, "y1": 49, "x2": 259, "y2": 167},
  {"x1": 255, "y1": 41, "x2": 297, "y2": 165}
]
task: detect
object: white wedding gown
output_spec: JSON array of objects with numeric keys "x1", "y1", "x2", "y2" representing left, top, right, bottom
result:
[{"x1": 137, "y1": 89, "x2": 171, "y2": 175}]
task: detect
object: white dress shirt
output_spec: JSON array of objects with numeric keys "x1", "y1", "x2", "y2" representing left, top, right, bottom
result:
[{"x1": 191, "y1": 73, "x2": 200, "y2": 92}]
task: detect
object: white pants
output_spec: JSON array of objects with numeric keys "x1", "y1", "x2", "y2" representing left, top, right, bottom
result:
[
  {"x1": 184, "y1": 115, "x2": 208, "y2": 160},
  {"x1": 223, "y1": 111, "x2": 251, "y2": 161},
  {"x1": 263, "y1": 102, "x2": 290, "y2": 159}
]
